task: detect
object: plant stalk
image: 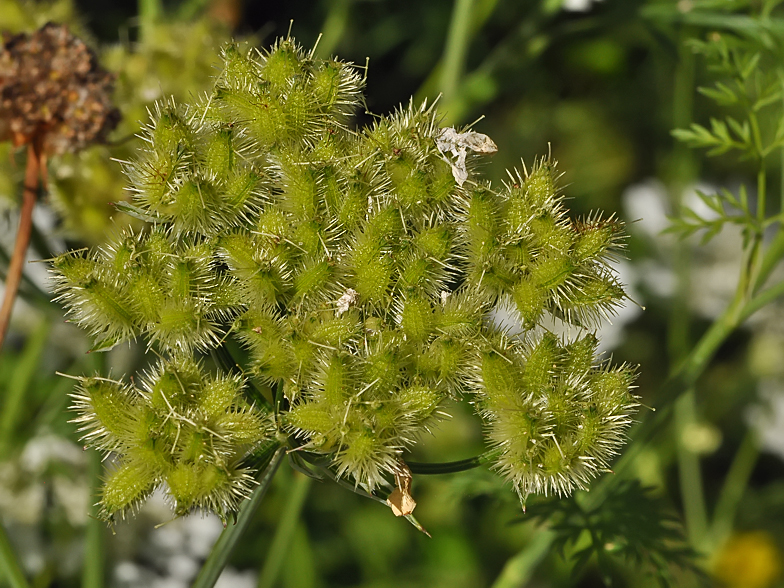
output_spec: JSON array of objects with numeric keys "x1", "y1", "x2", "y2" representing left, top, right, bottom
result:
[
  {"x1": 709, "y1": 430, "x2": 759, "y2": 550},
  {"x1": 407, "y1": 448, "x2": 503, "y2": 474},
  {"x1": 0, "y1": 319, "x2": 50, "y2": 452},
  {"x1": 0, "y1": 142, "x2": 40, "y2": 350},
  {"x1": 192, "y1": 445, "x2": 286, "y2": 588},
  {"x1": 0, "y1": 520, "x2": 29, "y2": 588},
  {"x1": 257, "y1": 472, "x2": 312, "y2": 588},
  {"x1": 440, "y1": 0, "x2": 475, "y2": 103},
  {"x1": 675, "y1": 389, "x2": 708, "y2": 549}
]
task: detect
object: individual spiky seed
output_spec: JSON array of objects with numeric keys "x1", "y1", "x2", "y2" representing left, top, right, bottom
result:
[{"x1": 53, "y1": 34, "x2": 637, "y2": 522}]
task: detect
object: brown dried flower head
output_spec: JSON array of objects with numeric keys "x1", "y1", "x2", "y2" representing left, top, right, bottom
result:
[{"x1": 0, "y1": 22, "x2": 120, "y2": 154}]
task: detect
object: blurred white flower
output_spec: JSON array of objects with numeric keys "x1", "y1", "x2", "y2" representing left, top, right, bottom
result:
[
  {"x1": 748, "y1": 379, "x2": 784, "y2": 462},
  {"x1": 622, "y1": 179, "x2": 671, "y2": 241},
  {"x1": 563, "y1": 0, "x2": 604, "y2": 12},
  {"x1": 20, "y1": 434, "x2": 85, "y2": 475}
]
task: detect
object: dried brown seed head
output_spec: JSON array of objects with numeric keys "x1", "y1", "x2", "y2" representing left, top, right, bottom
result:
[{"x1": 0, "y1": 22, "x2": 120, "y2": 154}]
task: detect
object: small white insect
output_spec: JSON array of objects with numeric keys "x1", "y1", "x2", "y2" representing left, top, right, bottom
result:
[
  {"x1": 336, "y1": 288, "x2": 359, "y2": 315},
  {"x1": 436, "y1": 127, "x2": 498, "y2": 186}
]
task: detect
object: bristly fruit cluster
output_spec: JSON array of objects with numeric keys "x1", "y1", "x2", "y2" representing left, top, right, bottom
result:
[{"x1": 52, "y1": 36, "x2": 638, "y2": 522}]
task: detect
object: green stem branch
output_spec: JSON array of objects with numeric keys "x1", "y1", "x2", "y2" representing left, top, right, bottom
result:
[
  {"x1": 709, "y1": 431, "x2": 759, "y2": 550},
  {"x1": 257, "y1": 473, "x2": 312, "y2": 588},
  {"x1": 675, "y1": 389, "x2": 708, "y2": 549},
  {"x1": 407, "y1": 448, "x2": 502, "y2": 474}
]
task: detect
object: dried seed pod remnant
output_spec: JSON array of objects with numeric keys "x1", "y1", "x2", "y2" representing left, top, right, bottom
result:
[{"x1": 0, "y1": 22, "x2": 120, "y2": 154}]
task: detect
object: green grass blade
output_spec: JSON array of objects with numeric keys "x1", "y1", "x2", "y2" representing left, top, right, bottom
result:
[
  {"x1": 257, "y1": 472, "x2": 312, "y2": 588},
  {"x1": 192, "y1": 446, "x2": 285, "y2": 588},
  {"x1": 0, "y1": 520, "x2": 30, "y2": 588}
]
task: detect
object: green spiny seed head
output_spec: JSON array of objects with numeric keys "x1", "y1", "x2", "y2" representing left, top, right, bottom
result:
[
  {"x1": 481, "y1": 351, "x2": 523, "y2": 409},
  {"x1": 101, "y1": 460, "x2": 157, "y2": 521},
  {"x1": 398, "y1": 385, "x2": 441, "y2": 421},
  {"x1": 564, "y1": 334, "x2": 599, "y2": 376},
  {"x1": 513, "y1": 277, "x2": 545, "y2": 326},
  {"x1": 52, "y1": 253, "x2": 137, "y2": 350},
  {"x1": 335, "y1": 428, "x2": 398, "y2": 491},
  {"x1": 529, "y1": 214, "x2": 573, "y2": 252},
  {"x1": 224, "y1": 169, "x2": 264, "y2": 216},
  {"x1": 152, "y1": 108, "x2": 192, "y2": 157},
  {"x1": 166, "y1": 462, "x2": 204, "y2": 514},
  {"x1": 171, "y1": 179, "x2": 221, "y2": 235},
  {"x1": 465, "y1": 188, "x2": 500, "y2": 259},
  {"x1": 70, "y1": 377, "x2": 138, "y2": 452},
  {"x1": 145, "y1": 357, "x2": 203, "y2": 413},
  {"x1": 436, "y1": 295, "x2": 481, "y2": 337},
  {"x1": 200, "y1": 374, "x2": 244, "y2": 416},
  {"x1": 351, "y1": 244, "x2": 393, "y2": 304},
  {"x1": 52, "y1": 252, "x2": 97, "y2": 287},
  {"x1": 559, "y1": 274, "x2": 626, "y2": 326},
  {"x1": 127, "y1": 269, "x2": 164, "y2": 324},
  {"x1": 288, "y1": 403, "x2": 335, "y2": 436},
  {"x1": 530, "y1": 253, "x2": 574, "y2": 291},
  {"x1": 310, "y1": 314, "x2": 359, "y2": 347},
  {"x1": 363, "y1": 343, "x2": 402, "y2": 393},
  {"x1": 572, "y1": 216, "x2": 621, "y2": 263},
  {"x1": 263, "y1": 39, "x2": 303, "y2": 93},
  {"x1": 54, "y1": 34, "x2": 638, "y2": 517},
  {"x1": 294, "y1": 259, "x2": 332, "y2": 301},
  {"x1": 523, "y1": 334, "x2": 562, "y2": 393},
  {"x1": 203, "y1": 127, "x2": 234, "y2": 180},
  {"x1": 591, "y1": 365, "x2": 637, "y2": 411},
  {"x1": 320, "y1": 354, "x2": 350, "y2": 406},
  {"x1": 215, "y1": 408, "x2": 269, "y2": 445},
  {"x1": 312, "y1": 61, "x2": 342, "y2": 110},
  {"x1": 221, "y1": 43, "x2": 260, "y2": 85},
  {"x1": 399, "y1": 295, "x2": 433, "y2": 343},
  {"x1": 524, "y1": 158, "x2": 558, "y2": 212}
]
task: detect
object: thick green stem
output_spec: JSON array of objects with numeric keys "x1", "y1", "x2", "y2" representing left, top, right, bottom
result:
[
  {"x1": 741, "y1": 277, "x2": 784, "y2": 320},
  {"x1": 675, "y1": 389, "x2": 708, "y2": 549},
  {"x1": 752, "y1": 227, "x2": 784, "y2": 293},
  {"x1": 0, "y1": 520, "x2": 29, "y2": 588},
  {"x1": 677, "y1": 288, "x2": 745, "y2": 387},
  {"x1": 709, "y1": 431, "x2": 759, "y2": 551},
  {"x1": 192, "y1": 446, "x2": 285, "y2": 588},
  {"x1": 257, "y1": 473, "x2": 312, "y2": 588}
]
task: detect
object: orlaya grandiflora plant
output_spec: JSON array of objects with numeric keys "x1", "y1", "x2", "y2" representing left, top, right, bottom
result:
[{"x1": 51, "y1": 36, "x2": 637, "y2": 528}]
